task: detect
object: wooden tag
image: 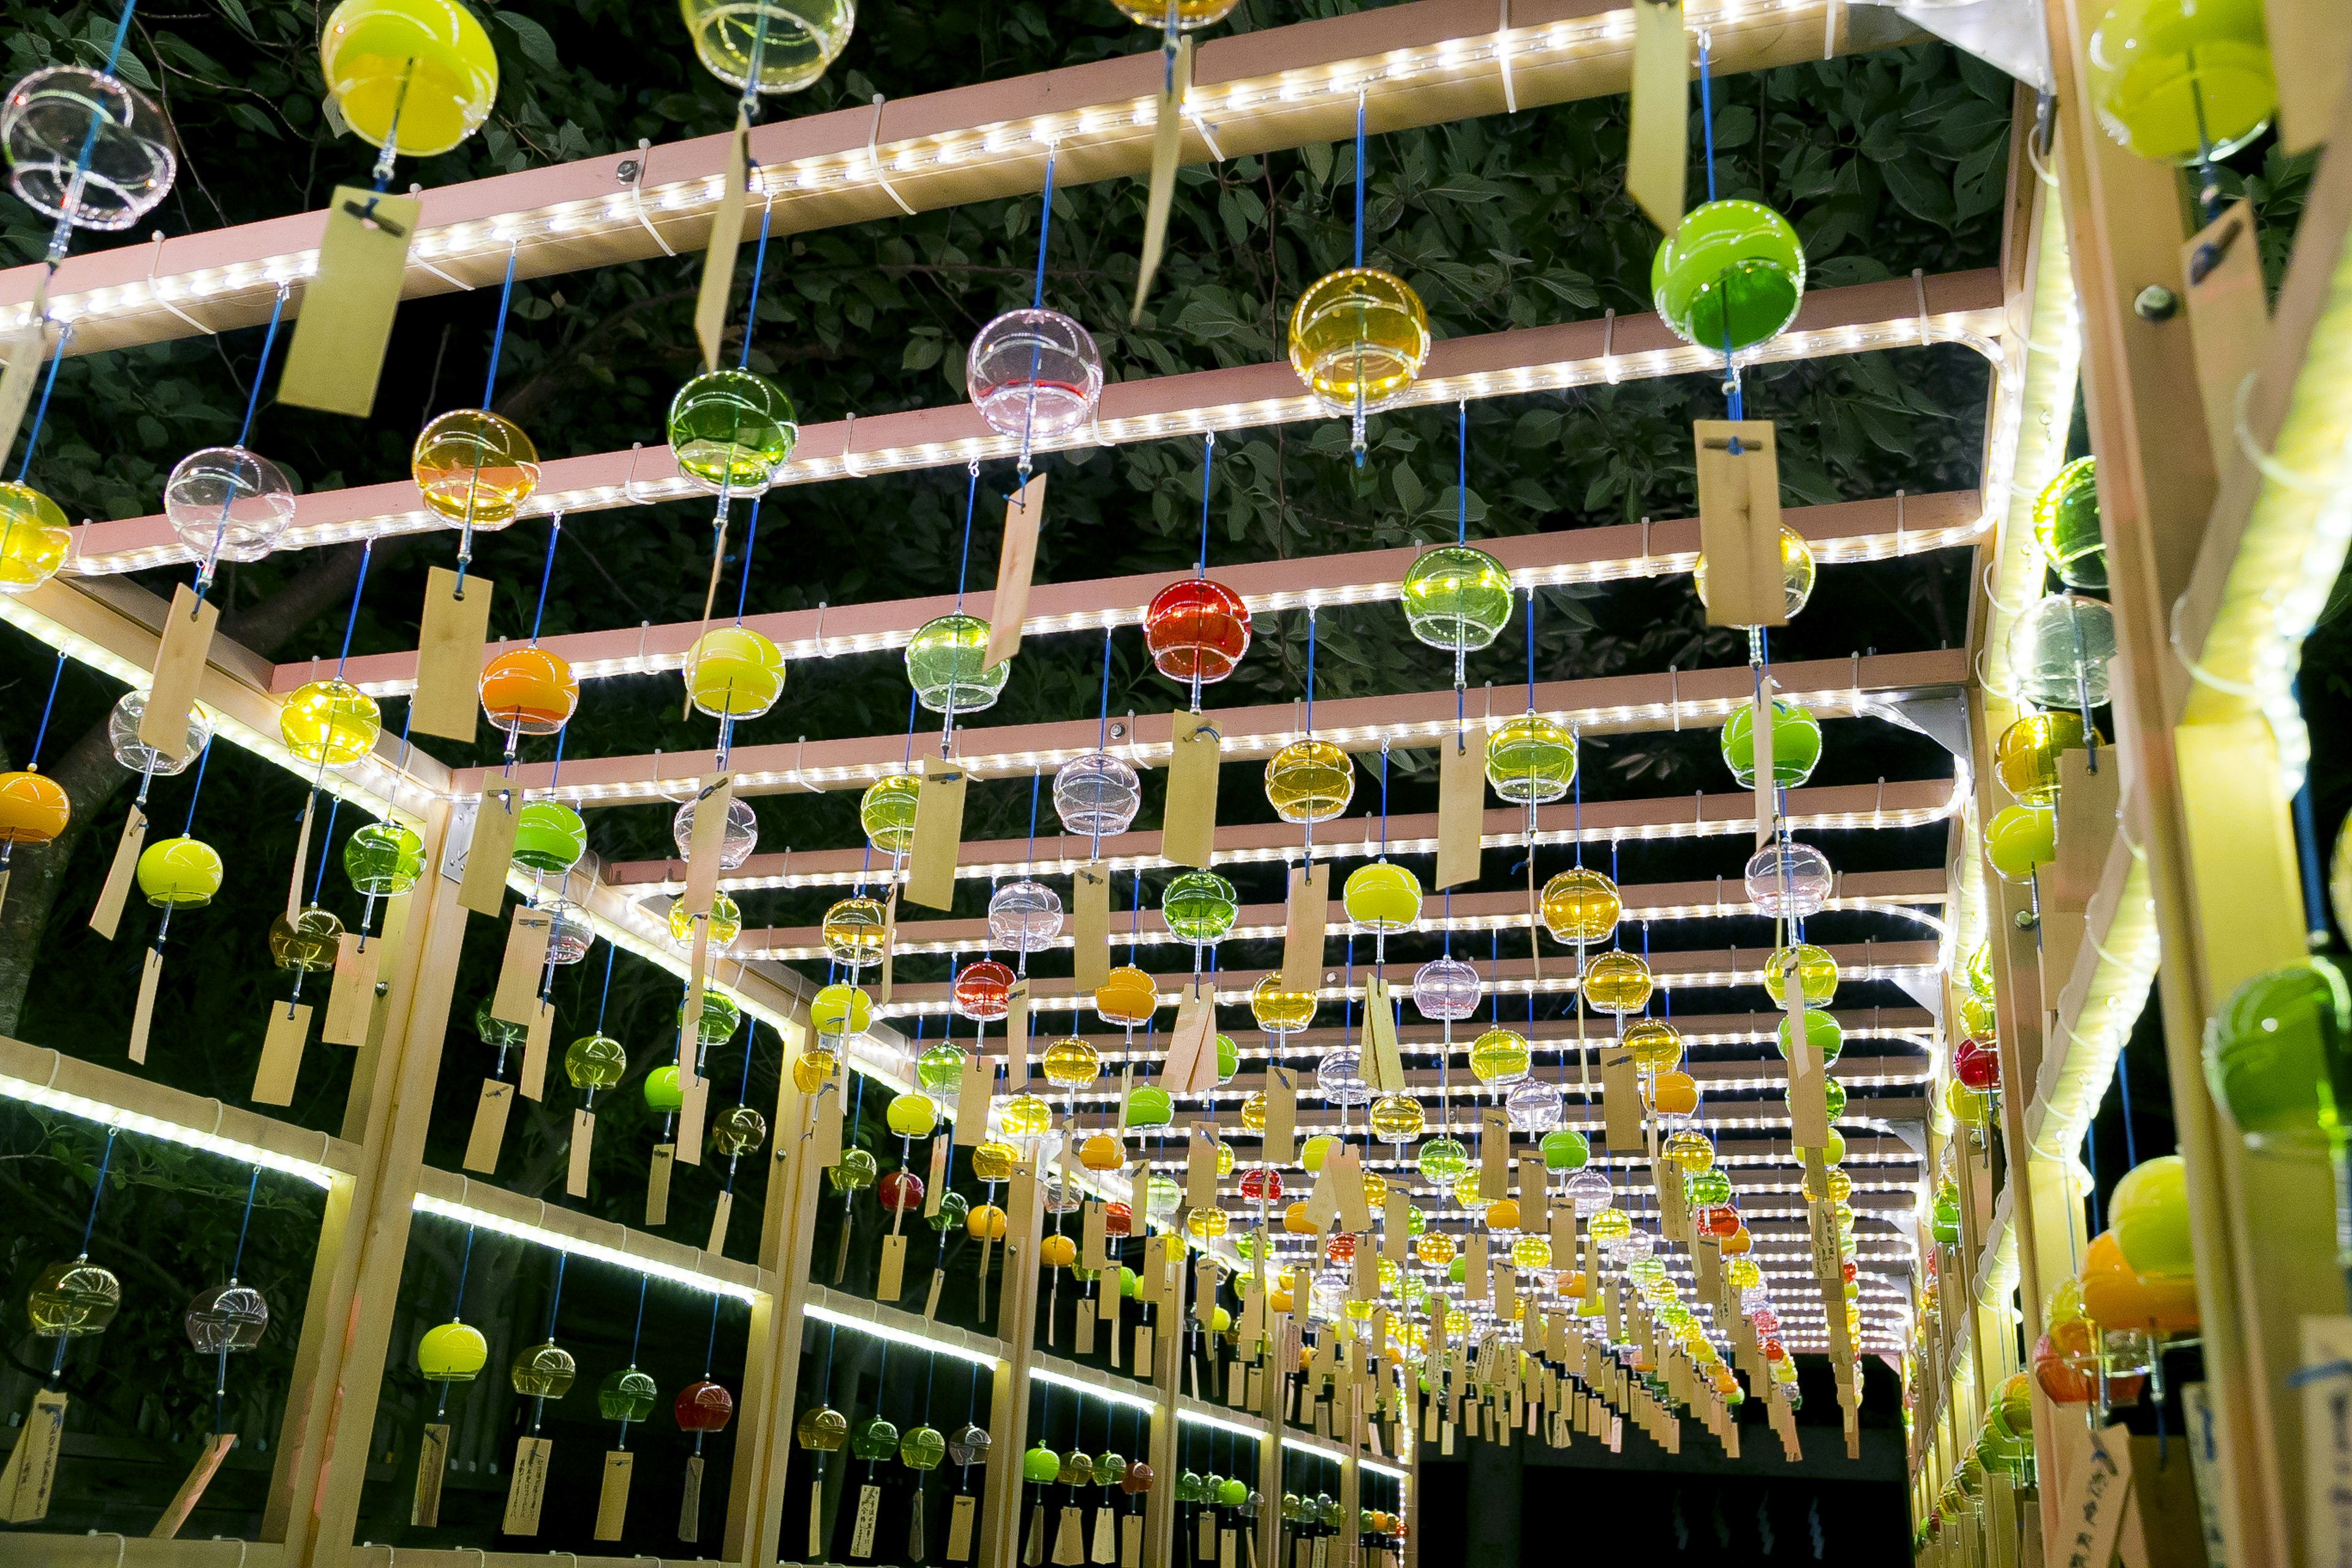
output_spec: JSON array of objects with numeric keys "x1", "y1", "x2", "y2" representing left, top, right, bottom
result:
[
  {"x1": 412, "y1": 567, "x2": 494, "y2": 742},
  {"x1": 148, "y1": 1430, "x2": 235, "y2": 1539},
  {"x1": 1165, "y1": 986, "x2": 1219, "y2": 1093},
  {"x1": 410, "y1": 1422, "x2": 450, "y2": 1527},
  {"x1": 1130, "y1": 34, "x2": 1195, "y2": 318},
  {"x1": 1333, "y1": 1147, "x2": 1371, "y2": 1233},
  {"x1": 1466, "y1": 1232, "x2": 1490, "y2": 1301},
  {"x1": 1197, "y1": 1512, "x2": 1216, "y2": 1561},
  {"x1": 464, "y1": 1077, "x2": 513, "y2": 1172},
  {"x1": 252, "y1": 1000, "x2": 312, "y2": 1106},
  {"x1": 1076, "y1": 1298, "x2": 1097, "y2": 1354},
  {"x1": 812, "y1": 1480, "x2": 831, "y2": 1559},
  {"x1": 1186, "y1": 1125, "x2": 1221, "y2": 1208},
  {"x1": 1279, "y1": 863, "x2": 1328, "y2": 995},
  {"x1": 1084, "y1": 1198, "x2": 1110, "y2": 1271},
  {"x1": 521, "y1": 997, "x2": 554, "y2": 1101},
  {"x1": 1262, "y1": 1065, "x2": 1297, "y2": 1163},
  {"x1": 1384, "y1": 1187, "x2": 1408, "y2": 1262},
  {"x1": 1164, "y1": 708, "x2": 1223, "y2": 870},
  {"x1": 594, "y1": 1450, "x2": 633, "y2": 1540},
  {"x1": 1626, "y1": 0, "x2": 1687, "y2": 234},
  {"x1": 708, "y1": 1186, "x2": 737, "y2": 1256},
  {"x1": 1600, "y1": 1038, "x2": 1642, "y2": 1150},
  {"x1": 1067, "y1": 861, "x2": 1115, "y2": 992},
  {"x1": 679, "y1": 1452, "x2": 706, "y2": 1542},
  {"x1": 457, "y1": 788, "x2": 519, "y2": 916},
  {"x1": 1120, "y1": 1512, "x2": 1142, "y2": 1568},
  {"x1": 1093, "y1": 1503, "x2": 1117, "y2": 1564},
  {"x1": 140, "y1": 586, "x2": 221, "y2": 761},
  {"x1": 89, "y1": 805, "x2": 148, "y2": 940},
  {"x1": 1518, "y1": 1155, "x2": 1551, "y2": 1231},
  {"x1": 1051, "y1": 1503, "x2": 1086, "y2": 1566},
  {"x1": 1026, "y1": 1501, "x2": 1049, "y2": 1566},
  {"x1": 950, "y1": 1494, "x2": 979, "y2": 1561},
  {"x1": 877, "y1": 1231, "x2": 908, "y2": 1298},
  {"x1": 679, "y1": 772, "x2": 737, "y2": 924},
  {"x1": 2054, "y1": 1424, "x2": 2134, "y2": 1568},
  {"x1": 0, "y1": 1390, "x2": 66, "y2": 1523},
  {"x1": 1692, "y1": 421, "x2": 1783, "y2": 627},
  {"x1": 986, "y1": 475, "x2": 1048, "y2": 666},
  {"x1": 876, "y1": 888, "x2": 899, "y2": 1006},
  {"x1": 693, "y1": 116, "x2": 751, "y2": 372},
  {"x1": 676, "y1": 1067, "x2": 710, "y2": 1166},
  {"x1": 502, "y1": 1434, "x2": 552, "y2": 1535},
  {"x1": 1362, "y1": 974, "x2": 1406, "y2": 1091},
  {"x1": 907, "y1": 756, "x2": 969, "y2": 911},
  {"x1": 1787, "y1": 1019, "x2": 1830, "y2": 1150},
  {"x1": 851, "y1": 1480, "x2": 884, "y2": 1559},
  {"x1": 322, "y1": 932, "x2": 381, "y2": 1045},
  {"x1": 1194, "y1": 1255, "x2": 1220, "y2": 1324},
  {"x1": 277, "y1": 186, "x2": 421, "y2": 416},
  {"x1": 1479, "y1": 1108, "x2": 1510, "y2": 1199},
  {"x1": 809, "y1": 1080, "x2": 844, "y2": 1168},
  {"x1": 2182, "y1": 199, "x2": 2268, "y2": 470},
  {"x1": 1134, "y1": 1324, "x2": 1155, "y2": 1369},
  {"x1": 958, "y1": 1055, "x2": 994, "y2": 1145},
  {"x1": 565, "y1": 1107, "x2": 595, "y2": 1197},
  {"x1": 647, "y1": 1142, "x2": 674, "y2": 1224},
  {"x1": 2268, "y1": 0, "x2": 2352, "y2": 153},
  {"x1": 489, "y1": 903, "x2": 555, "y2": 1025},
  {"x1": 127, "y1": 945, "x2": 163, "y2": 1064},
  {"x1": 2303, "y1": 1317, "x2": 2352, "y2": 1565}
]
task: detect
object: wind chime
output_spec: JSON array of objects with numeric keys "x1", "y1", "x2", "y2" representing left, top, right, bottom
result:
[
  {"x1": 412, "y1": 1224, "x2": 488, "y2": 1527},
  {"x1": 500, "y1": 1254, "x2": 576, "y2": 1536},
  {"x1": 674, "y1": 1298, "x2": 737, "y2": 1542},
  {"x1": 594, "y1": 1276, "x2": 661, "y2": 1540},
  {"x1": 2, "y1": 1129, "x2": 124, "y2": 1526}
]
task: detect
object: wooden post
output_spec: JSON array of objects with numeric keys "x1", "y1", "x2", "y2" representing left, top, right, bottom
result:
[
  {"x1": 979, "y1": 1159, "x2": 1050, "y2": 1568},
  {"x1": 1144, "y1": 1241, "x2": 1186, "y2": 1568}
]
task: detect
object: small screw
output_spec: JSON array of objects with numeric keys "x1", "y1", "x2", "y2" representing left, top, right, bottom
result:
[
  {"x1": 2013, "y1": 908, "x2": 2039, "y2": 932},
  {"x1": 616, "y1": 158, "x2": 643, "y2": 184},
  {"x1": 2132, "y1": 285, "x2": 2179, "y2": 322},
  {"x1": 1109, "y1": 721, "x2": 1128, "y2": 739}
]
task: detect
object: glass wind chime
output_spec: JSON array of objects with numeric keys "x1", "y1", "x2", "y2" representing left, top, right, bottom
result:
[{"x1": 1286, "y1": 91, "x2": 1431, "y2": 459}]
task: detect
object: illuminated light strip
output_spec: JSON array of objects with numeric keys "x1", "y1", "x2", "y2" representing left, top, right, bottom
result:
[
  {"x1": 412, "y1": 1189, "x2": 764, "y2": 1302},
  {"x1": 804, "y1": 1296, "x2": 1006, "y2": 1368},
  {"x1": 308, "y1": 494, "x2": 1975, "y2": 696},
  {"x1": 740, "y1": 894, "x2": 1947, "y2": 962},
  {"x1": 1030, "y1": 1362, "x2": 1161, "y2": 1415},
  {"x1": 612, "y1": 778, "x2": 1965, "y2": 896},
  {"x1": 66, "y1": 281, "x2": 2004, "y2": 578},
  {"x1": 0, "y1": 1050, "x2": 343, "y2": 1189},
  {"x1": 1281, "y1": 1434, "x2": 1410, "y2": 1482},
  {"x1": 468, "y1": 654, "x2": 1975, "y2": 807},
  {"x1": 15, "y1": 0, "x2": 1882, "y2": 366}
]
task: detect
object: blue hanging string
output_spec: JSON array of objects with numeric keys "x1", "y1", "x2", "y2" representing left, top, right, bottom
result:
[
  {"x1": 228, "y1": 1169, "x2": 261, "y2": 1279},
  {"x1": 25, "y1": 647, "x2": 66, "y2": 769},
  {"x1": 13, "y1": 323, "x2": 72, "y2": 481},
  {"x1": 1523, "y1": 587, "x2": 1537, "y2": 709},
  {"x1": 179, "y1": 733, "x2": 214, "y2": 835},
  {"x1": 543, "y1": 1251, "x2": 568, "y2": 1340},
  {"x1": 2116, "y1": 1041, "x2": 2139, "y2": 1170},
  {"x1": 234, "y1": 287, "x2": 289, "y2": 449},
  {"x1": 1694, "y1": 33, "x2": 1744, "y2": 424},
  {"x1": 596, "y1": 941, "x2": 617, "y2": 1034},
  {"x1": 1455, "y1": 402, "x2": 1469, "y2": 546},
  {"x1": 703, "y1": 1295, "x2": 723, "y2": 1377},
  {"x1": 954, "y1": 463, "x2": 979, "y2": 609},
  {"x1": 481, "y1": 245, "x2": 520, "y2": 409},
  {"x1": 739, "y1": 201, "x2": 774, "y2": 371},
  {"x1": 307, "y1": 795, "x2": 343, "y2": 907},
  {"x1": 1032, "y1": 151, "x2": 1058, "y2": 311},
  {"x1": 333, "y1": 541, "x2": 375, "y2": 676},
  {"x1": 527, "y1": 514, "x2": 563, "y2": 643},
  {"x1": 1352, "y1": 96, "x2": 1366, "y2": 271},
  {"x1": 75, "y1": 1128, "x2": 118, "y2": 1254},
  {"x1": 1196, "y1": 433, "x2": 1216, "y2": 573},
  {"x1": 449, "y1": 1224, "x2": 477, "y2": 1316},
  {"x1": 1304, "y1": 607, "x2": 1317, "y2": 734},
  {"x1": 733, "y1": 494, "x2": 763, "y2": 623}
]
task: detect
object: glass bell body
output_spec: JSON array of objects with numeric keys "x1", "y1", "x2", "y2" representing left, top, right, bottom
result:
[
  {"x1": 345, "y1": 820, "x2": 424, "y2": 896},
  {"x1": 1098, "y1": 965, "x2": 1159, "y2": 1027},
  {"x1": 1264, "y1": 738, "x2": 1353, "y2": 824},
  {"x1": 1316, "y1": 1047, "x2": 1369, "y2": 1105},
  {"x1": 1, "y1": 66, "x2": 175, "y2": 230},
  {"x1": 479, "y1": 647, "x2": 579, "y2": 736},
  {"x1": 417, "y1": 1319, "x2": 487, "y2": 1380},
  {"x1": 2203, "y1": 955, "x2": 2346, "y2": 1147},
  {"x1": 1287, "y1": 268, "x2": 1430, "y2": 414},
  {"x1": 987, "y1": 879, "x2": 1063, "y2": 954},
  {"x1": 165, "y1": 447, "x2": 295, "y2": 570},
  {"x1": 1623, "y1": 1017, "x2": 1684, "y2": 1073},
  {"x1": 809, "y1": 982, "x2": 870, "y2": 1039},
  {"x1": 2086, "y1": 0, "x2": 2275, "y2": 162},
  {"x1": 1719, "y1": 698, "x2": 1820, "y2": 789},
  {"x1": 1400, "y1": 545, "x2": 1512, "y2": 653},
  {"x1": 0, "y1": 482, "x2": 70, "y2": 592},
  {"x1": 511, "y1": 799, "x2": 586, "y2": 873},
  {"x1": 1144, "y1": 578, "x2": 1251, "y2": 685},
  {"x1": 0, "y1": 770, "x2": 68, "y2": 845},
  {"x1": 565, "y1": 1033, "x2": 627, "y2": 1091},
  {"x1": 667, "y1": 369, "x2": 797, "y2": 491},
  {"x1": 1485, "y1": 712, "x2": 1576, "y2": 804},
  {"x1": 907, "y1": 612, "x2": 1010, "y2": 715},
  {"x1": 1163, "y1": 869, "x2": 1238, "y2": 945},
  {"x1": 511, "y1": 1340, "x2": 578, "y2": 1398},
  {"x1": 320, "y1": 0, "x2": 498, "y2": 156},
  {"x1": 269, "y1": 905, "x2": 346, "y2": 971},
  {"x1": 1042, "y1": 1036, "x2": 1101, "y2": 1090},
  {"x1": 951, "y1": 959, "x2": 1015, "y2": 1021},
  {"x1": 2032, "y1": 456, "x2": 2106, "y2": 589},
  {"x1": 1055, "y1": 751, "x2": 1142, "y2": 839},
  {"x1": 1540, "y1": 867, "x2": 1620, "y2": 944},
  {"x1": 1763, "y1": 942, "x2": 1838, "y2": 1008},
  {"x1": 820, "y1": 895, "x2": 889, "y2": 967},
  {"x1": 29, "y1": 1258, "x2": 120, "y2": 1338},
  {"x1": 2007, "y1": 594, "x2": 2117, "y2": 709},
  {"x1": 281, "y1": 679, "x2": 383, "y2": 767},
  {"x1": 1369, "y1": 1093, "x2": 1426, "y2": 1144},
  {"x1": 412, "y1": 410, "x2": 539, "y2": 529},
  {"x1": 1468, "y1": 1027, "x2": 1531, "y2": 1085},
  {"x1": 184, "y1": 1282, "x2": 268, "y2": 1353},
  {"x1": 1580, "y1": 949, "x2": 1652, "y2": 1015},
  {"x1": 859, "y1": 773, "x2": 920, "y2": 856},
  {"x1": 1985, "y1": 804, "x2": 2057, "y2": 881},
  {"x1": 137, "y1": 835, "x2": 223, "y2": 907},
  {"x1": 1343, "y1": 861, "x2": 1422, "y2": 932},
  {"x1": 1506, "y1": 1077, "x2": 1562, "y2": 1133},
  {"x1": 1995, "y1": 709, "x2": 2087, "y2": 807},
  {"x1": 1744, "y1": 840, "x2": 1832, "y2": 918},
  {"x1": 679, "y1": 0, "x2": 856, "y2": 94},
  {"x1": 967, "y1": 309, "x2": 1103, "y2": 439},
  {"x1": 1411, "y1": 955, "x2": 1480, "y2": 1020},
  {"x1": 673, "y1": 793, "x2": 759, "y2": 869},
  {"x1": 1649, "y1": 198, "x2": 1806, "y2": 353},
  {"x1": 668, "y1": 890, "x2": 742, "y2": 951},
  {"x1": 1251, "y1": 975, "x2": 1316, "y2": 1034},
  {"x1": 599, "y1": 1366, "x2": 659, "y2": 1422},
  {"x1": 686, "y1": 627, "x2": 786, "y2": 718}
]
